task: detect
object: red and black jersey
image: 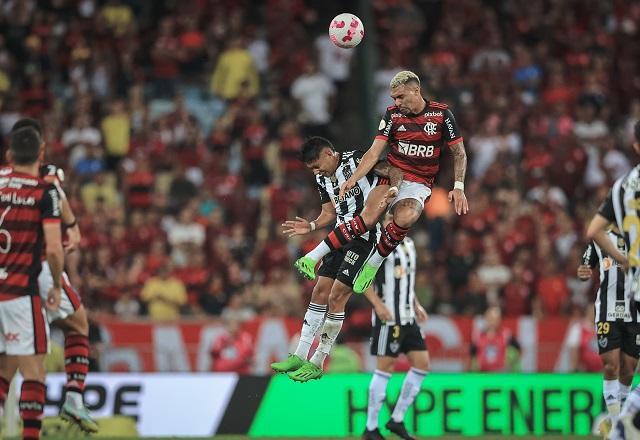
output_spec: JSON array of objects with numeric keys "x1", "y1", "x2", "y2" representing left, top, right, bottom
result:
[
  {"x1": 376, "y1": 101, "x2": 463, "y2": 186},
  {"x1": 0, "y1": 167, "x2": 61, "y2": 300}
]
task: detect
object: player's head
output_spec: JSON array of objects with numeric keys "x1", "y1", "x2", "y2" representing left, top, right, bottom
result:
[
  {"x1": 11, "y1": 117, "x2": 42, "y2": 136},
  {"x1": 484, "y1": 306, "x2": 502, "y2": 330},
  {"x1": 390, "y1": 71, "x2": 423, "y2": 115},
  {"x1": 300, "y1": 136, "x2": 339, "y2": 177},
  {"x1": 8, "y1": 127, "x2": 43, "y2": 166}
]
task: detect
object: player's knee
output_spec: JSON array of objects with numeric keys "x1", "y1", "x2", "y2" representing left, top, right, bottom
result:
[
  {"x1": 61, "y1": 307, "x2": 89, "y2": 336},
  {"x1": 311, "y1": 286, "x2": 330, "y2": 305},
  {"x1": 602, "y1": 359, "x2": 619, "y2": 378},
  {"x1": 328, "y1": 286, "x2": 350, "y2": 309}
]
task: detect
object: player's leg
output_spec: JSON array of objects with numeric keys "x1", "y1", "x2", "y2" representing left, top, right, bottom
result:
[
  {"x1": 354, "y1": 187, "x2": 425, "y2": 293},
  {"x1": 2, "y1": 296, "x2": 49, "y2": 440},
  {"x1": 289, "y1": 280, "x2": 351, "y2": 382},
  {"x1": 295, "y1": 185, "x2": 389, "y2": 280},
  {"x1": 271, "y1": 276, "x2": 332, "y2": 372},
  {"x1": 617, "y1": 324, "x2": 640, "y2": 418},
  {"x1": 386, "y1": 324, "x2": 430, "y2": 440},
  {"x1": 54, "y1": 306, "x2": 98, "y2": 432},
  {"x1": 363, "y1": 337, "x2": 395, "y2": 440},
  {"x1": 599, "y1": 347, "x2": 621, "y2": 436}
]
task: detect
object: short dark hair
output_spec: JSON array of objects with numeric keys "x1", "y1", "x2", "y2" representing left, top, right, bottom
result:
[
  {"x1": 635, "y1": 120, "x2": 640, "y2": 143},
  {"x1": 300, "y1": 136, "x2": 334, "y2": 163},
  {"x1": 10, "y1": 127, "x2": 42, "y2": 165},
  {"x1": 11, "y1": 118, "x2": 42, "y2": 135}
]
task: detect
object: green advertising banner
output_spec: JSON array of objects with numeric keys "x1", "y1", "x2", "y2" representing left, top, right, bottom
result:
[{"x1": 250, "y1": 373, "x2": 608, "y2": 437}]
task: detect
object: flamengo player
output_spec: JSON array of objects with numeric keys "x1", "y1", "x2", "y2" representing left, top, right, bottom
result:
[
  {"x1": 10, "y1": 119, "x2": 98, "y2": 432},
  {"x1": 295, "y1": 71, "x2": 469, "y2": 293},
  {"x1": 0, "y1": 127, "x2": 63, "y2": 440}
]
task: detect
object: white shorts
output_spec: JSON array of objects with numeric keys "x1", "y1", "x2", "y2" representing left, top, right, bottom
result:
[
  {"x1": 0, "y1": 296, "x2": 50, "y2": 355},
  {"x1": 39, "y1": 263, "x2": 82, "y2": 323},
  {"x1": 389, "y1": 181, "x2": 432, "y2": 210}
]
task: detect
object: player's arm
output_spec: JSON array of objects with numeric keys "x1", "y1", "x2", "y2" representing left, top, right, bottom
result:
[
  {"x1": 372, "y1": 161, "x2": 404, "y2": 207},
  {"x1": 340, "y1": 139, "x2": 389, "y2": 198},
  {"x1": 444, "y1": 109, "x2": 469, "y2": 215},
  {"x1": 586, "y1": 189, "x2": 628, "y2": 269},
  {"x1": 577, "y1": 243, "x2": 596, "y2": 280},
  {"x1": 42, "y1": 185, "x2": 64, "y2": 310},
  {"x1": 364, "y1": 286, "x2": 392, "y2": 322},
  {"x1": 45, "y1": 167, "x2": 81, "y2": 252},
  {"x1": 414, "y1": 297, "x2": 428, "y2": 323},
  {"x1": 282, "y1": 202, "x2": 336, "y2": 238}
]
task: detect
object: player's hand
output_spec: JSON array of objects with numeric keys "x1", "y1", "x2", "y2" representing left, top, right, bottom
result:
[
  {"x1": 577, "y1": 265, "x2": 592, "y2": 281},
  {"x1": 448, "y1": 188, "x2": 469, "y2": 215},
  {"x1": 339, "y1": 177, "x2": 356, "y2": 200},
  {"x1": 375, "y1": 304, "x2": 393, "y2": 322},
  {"x1": 64, "y1": 224, "x2": 81, "y2": 253},
  {"x1": 415, "y1": 303, "x2": 428, "y2": 323},
  {"x1": 379, "y1": 186, "x2": 399, "y2": 208},
  {"x1": 46, "y1": 286, "x2": 61, "y2": 311},
  {"x1": 282, "y1": 217, "x2": 313, "y2": 237}
]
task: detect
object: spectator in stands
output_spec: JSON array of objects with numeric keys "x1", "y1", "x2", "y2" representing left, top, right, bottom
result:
[
  {"x1": 210, "y1": 317, "x2": 253, "y2": 373},
  {"x1": 140, "y1": 262, "x2": 187, "y2": 321},
  {"x1": 210, "y1": 37, "x2": 259, "y2": 100},
  {"x1": 470, "y1": 307, "x2": 521, "y2": 372}
]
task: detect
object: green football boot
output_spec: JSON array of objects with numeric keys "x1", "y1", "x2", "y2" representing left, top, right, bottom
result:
[
  {"x1": 294, "y1": 256, "x2": 317, "y2": 280},
  {"x1": 271, "y1": 354, "x2": 305, "y2": 373},
  {"x1": 353, "y1": 263, "x2": 380, "y2": 293},
  {"x1": 60, "y1": 401, "x2": 99, "y2": 433},
  {"x1": 287, "y1": 361, "x2": 323, "y2": 382}
]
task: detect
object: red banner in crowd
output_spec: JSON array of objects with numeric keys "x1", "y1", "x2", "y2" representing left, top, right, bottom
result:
[{"x1": 97, "y1": 316, "x2": 577, "y2": 373}]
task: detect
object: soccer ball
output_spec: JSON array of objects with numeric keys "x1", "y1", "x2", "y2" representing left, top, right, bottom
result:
[{"x1": 329, "y1": 13, "x2": 364, "y2": 49}]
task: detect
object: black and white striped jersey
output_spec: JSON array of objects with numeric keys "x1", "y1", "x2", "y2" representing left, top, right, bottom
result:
[
  {"x1": 599, "y1": 165, "x2": 640, "y2": 299},
  {"x1": 372, "y1": 237, "x2": 417, "y2": 326},
  {"x1": 316, "y1": 150, "x2": 383, "y2": 240},
  {"x1": 582, "y1": 230, "x2": 638, "y2": 322}
]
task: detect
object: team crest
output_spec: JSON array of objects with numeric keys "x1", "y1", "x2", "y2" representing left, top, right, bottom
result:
[
  {"x1": 598, "y1": 336, "x2": 608, "y2": 348},
  {"x1": 390, "y1": 340, "x2": 400, "y2": 353},
  {"x1": 424, "y1": 122, "x2": 437, "y2": 136}
]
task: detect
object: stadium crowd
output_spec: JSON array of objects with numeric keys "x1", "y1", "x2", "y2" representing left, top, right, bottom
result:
[{"x1": 0, "y1": 0, "x2": 639, "y2": 343}]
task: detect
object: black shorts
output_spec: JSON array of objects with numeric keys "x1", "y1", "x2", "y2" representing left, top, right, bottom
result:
[
  {"x1": 370, "y1": 322, "x2": 426, "y2": 358},
  {"x1": 596, "y1": 321, "x2": 640, "y2": 357},
  {"x1": 317, "y1": 236, "x2": 375, "y2": 288}
]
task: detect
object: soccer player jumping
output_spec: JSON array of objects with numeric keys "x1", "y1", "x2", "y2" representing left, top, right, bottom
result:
[{"x1": 294, "y1": 71, "x2": 469, "y2": 293}]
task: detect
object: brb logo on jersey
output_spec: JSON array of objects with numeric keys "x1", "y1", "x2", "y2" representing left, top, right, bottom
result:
[{"x1": 398, "y1": 141, "x2": 435, "y2": 158}]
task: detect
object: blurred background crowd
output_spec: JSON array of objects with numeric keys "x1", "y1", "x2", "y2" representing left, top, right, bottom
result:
[{"x1": 0, "y1": 0, "x2": 639, "y2": 349}]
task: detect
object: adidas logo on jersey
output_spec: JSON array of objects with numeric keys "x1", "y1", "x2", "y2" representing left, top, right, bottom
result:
[
  {"x1": 342, "y1": 269, "x2": 350, "y2": 276},
  {"x1": 397, "y1": 125, "x2": 407, "y2": 131}
]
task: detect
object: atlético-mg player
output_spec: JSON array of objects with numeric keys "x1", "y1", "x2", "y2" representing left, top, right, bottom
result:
[{"x1": 295, "y1": 71, "x2": 469, "y2": 292}]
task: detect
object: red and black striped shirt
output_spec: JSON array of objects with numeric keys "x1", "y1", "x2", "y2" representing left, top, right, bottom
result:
[
  {"x1": 376, "y1": 101, "x2": 463, "y2": 186},
  {"x1": 0, "y1": 167, "x2": 61, "y2": 300}
]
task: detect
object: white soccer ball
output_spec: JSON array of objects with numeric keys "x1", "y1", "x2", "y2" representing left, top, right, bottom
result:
[{"x1": 329, "y1": 13, "x2": 364, "y2": 49}]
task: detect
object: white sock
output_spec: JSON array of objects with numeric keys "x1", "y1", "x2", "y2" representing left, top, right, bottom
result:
[
  {"x1": 294, "y1": 303, "x2": 327, "y2": 359},
  {"x1": 621, "y1": 386, "x2": 640, "y2": 417},
  {"x1": 604, "y1": 379, "x2": 620, "y2": 419},
  {"x1": 309, "y1": 312, "x2": 344, "y2": 368},
  {"x1": 620, "y1": 382, "x2": 631, "y2": 406},
  {"x1": 367, "y1": 248, "x2": 387, "y2": 268},
  {"x1": 65, "y1": 390, "x2": 84, "y2": 409},
  {"x1": 306, "y1": 241, "x2": 332, "y2": 262},
  {"x1": 391, "y1": 367, "x2": 428, "y2": 423},
  {"x1": 366, "y1": 370, "x2": 391, "y2": 431}
]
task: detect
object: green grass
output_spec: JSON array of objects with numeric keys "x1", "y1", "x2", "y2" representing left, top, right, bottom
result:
[{"x1": 39, "y1": 437, "x2": 599, "y2": 440}]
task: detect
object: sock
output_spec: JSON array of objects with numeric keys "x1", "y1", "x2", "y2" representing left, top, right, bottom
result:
[
  {"x1": 294, "y1": 303, "x2": 327, "y2": 359},
  {"x1": 309, "y1": 312, "x2": 345, "y2": 368},
  {"x1": 366, "y1": 370, "x2": 391, "y2": 431},
  {"x1": 604, "y1": 379, "x2": 620, "y2": 419},
  {"x1": 20, "y1": 380, "x2": 45, "y2": 440},
  {"x1": 368, "y1": 221, "x2": 409, "y2": 268},
  {"x1": 391, "y1": 367, "x2": 428, "y2": 423},
  {"x1": 64, "y1": 334, "x2": 89, "y2": 408},
  {"x1": 307, "y1": 215, "x2": 368, "y2": 261},
  {"x1": 621, "y1": 386, "x2": 640, "y2": 417},
  {"x1": 620, "y1": 382, "x2": 631, "y2": 406}
]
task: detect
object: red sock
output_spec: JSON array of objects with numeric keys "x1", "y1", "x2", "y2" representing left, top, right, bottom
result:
[
  {"x1": 0, "y1": 375, "x2": 9, "y2": 407},
  {"x1": 20, "y1": 380, "x2": 45, "y2": 440},
  {"x1": 376, "y1": 221, "x2": 409, "y2": 257},
  {"x1": 324, "y1": 214, "x2": 369, "y2": 251},
  {"x1": 64, "y1": 334, "x2": 89, "y2": 394}
]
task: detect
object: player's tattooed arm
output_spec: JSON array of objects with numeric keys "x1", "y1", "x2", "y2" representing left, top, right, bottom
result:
[
  {"x1": 372, "y1": 161, "x2": 404, "y2": 188},
  {"x1": 450, "y1": 141, "x2": 467, "y2": 184}
]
